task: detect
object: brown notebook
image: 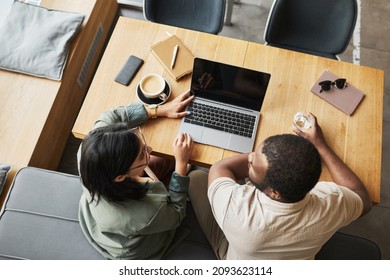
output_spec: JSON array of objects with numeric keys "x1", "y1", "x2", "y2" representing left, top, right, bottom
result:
[
  {"x1": 310, "y1": 70, "x2": 365, "y2": 115},
  {"x1": 150, "y1": 35, "x2": 194, "y2": 81}
]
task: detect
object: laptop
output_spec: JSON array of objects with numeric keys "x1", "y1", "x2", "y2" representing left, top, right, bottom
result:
[{"x1": 178, "y1": 57, "x2": 271, "y2": 153}]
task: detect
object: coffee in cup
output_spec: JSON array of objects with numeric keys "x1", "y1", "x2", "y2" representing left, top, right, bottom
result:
[{"x1": 139, "y1": 74, "x2": 167, "y2": 101}]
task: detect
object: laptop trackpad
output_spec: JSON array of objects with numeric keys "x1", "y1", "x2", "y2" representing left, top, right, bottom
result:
[
  {"x1": 229, "y1": 134, "x2": 253, "y2": 153},
  {"x1": 178, "y1": 122, "x2": 204, "y2": 142},
  {"x1": 202, "y1": 128, "x2": 230, "y2": 149}
]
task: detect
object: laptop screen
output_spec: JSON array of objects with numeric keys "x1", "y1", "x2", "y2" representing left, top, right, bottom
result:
[{"x1": 191, "y1": 58, "x2": 271, "y2": 111}]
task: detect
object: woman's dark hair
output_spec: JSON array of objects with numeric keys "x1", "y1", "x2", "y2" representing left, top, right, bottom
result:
[
  {"x1": 261, "y1": 134, "x2": 322, "y2": 203},
  {"x1": 79, "y1": 123, "x2": 148, "y2": 203}
]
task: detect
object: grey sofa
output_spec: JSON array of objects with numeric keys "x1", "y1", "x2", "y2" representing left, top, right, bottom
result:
[{"x1": 0, "y1": 167, "x2": 216, "y2": 260}]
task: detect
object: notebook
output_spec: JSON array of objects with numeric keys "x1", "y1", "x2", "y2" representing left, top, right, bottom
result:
[
  {"x1": 178, "y1": 57, "x2": 271, "y2": 153},
  {"x1": 310, "y1": 70, "x2": 365, "y2": 115},
  {"x1": 150, "y1": 35, "x2": 194, "y2": 80}
]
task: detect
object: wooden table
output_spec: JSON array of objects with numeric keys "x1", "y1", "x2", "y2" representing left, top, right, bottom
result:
[
  {"x1": 0, "y1": 0, "x2": 118, "y2": 208},
  {"x1": 73, "y1": 17, "x2": 384, "y2": 204}
]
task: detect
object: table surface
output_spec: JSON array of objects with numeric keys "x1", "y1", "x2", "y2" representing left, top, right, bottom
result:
[{"x1": 73, "y1": 17, "x2": 384, "y2": 204}]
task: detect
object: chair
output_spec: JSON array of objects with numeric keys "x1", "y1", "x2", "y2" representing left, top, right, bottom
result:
[
  {"x1": 315, "y1": 232, "x2": 381, "y2": 260},
  {"x1": 264, "y1": 0, "x2": 358, "y2": 60},
  {"x1": 143, "y1": 0, "x2": 226, "y2": 34}
]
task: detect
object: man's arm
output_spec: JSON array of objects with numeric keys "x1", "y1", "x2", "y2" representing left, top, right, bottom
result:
[
  {"x1": 208, "y1": 153, "x2": 249, "y2": 187},
  {"x1": 293, "y1": 114, "x2": 372, "y2": 217}
]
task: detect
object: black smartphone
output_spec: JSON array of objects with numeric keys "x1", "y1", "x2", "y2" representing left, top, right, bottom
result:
[{"x1": 114, "y1": 55, "x2": 144, "y2": 86}]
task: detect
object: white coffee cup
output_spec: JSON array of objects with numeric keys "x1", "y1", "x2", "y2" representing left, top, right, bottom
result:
[{"x1": 139, "y1": 74, "x2": 167, "y2": 101}]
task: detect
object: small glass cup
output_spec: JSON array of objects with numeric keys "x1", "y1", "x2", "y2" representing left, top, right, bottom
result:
[{"x1": 293, "y1": 112, "x2": 313, "y2": 132}]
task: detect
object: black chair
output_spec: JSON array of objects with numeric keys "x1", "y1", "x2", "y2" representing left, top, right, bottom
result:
[
  {"x1": 315, "y1": 232, "x2": 381, "y2": 260},
  {"x1": 143, "y1": 0, "x2": 226, "y2": 34},
  {"x1": 264, "y1": 0, "x2": 358, "y2": 60}
]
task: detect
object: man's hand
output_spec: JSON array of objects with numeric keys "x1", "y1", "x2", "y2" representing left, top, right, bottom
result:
[{"x1": 292, "y1": 113, "x2": 328, "y2": 151}]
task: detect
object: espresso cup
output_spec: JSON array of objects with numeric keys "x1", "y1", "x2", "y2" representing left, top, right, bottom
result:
[{"x1": 139, "y1": 74, "x2": 167, "y2": 101}]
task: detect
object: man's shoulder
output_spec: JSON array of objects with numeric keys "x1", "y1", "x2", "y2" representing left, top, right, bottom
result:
[
  {"x1": 311, "y1": 181, "x2": 363, "y2": 204},
  {"x1": 209, "y1": 176, "x2": 236, "y2": 186},
  {"x1": 208, "y1": 176, "x2": 247, "y2": 193},
  {"x1": 208, "y1": 177, "x2": 256, "y2": 202}
]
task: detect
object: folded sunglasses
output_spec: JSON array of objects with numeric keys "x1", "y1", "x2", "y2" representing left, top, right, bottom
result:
[{"x1": 319, "y1": 78, "x2": 347, "y2": 93}]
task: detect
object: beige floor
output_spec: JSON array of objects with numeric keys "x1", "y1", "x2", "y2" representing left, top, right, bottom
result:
[{"x1": 59, "y1": 2, "x2": 390, "y2": 259}]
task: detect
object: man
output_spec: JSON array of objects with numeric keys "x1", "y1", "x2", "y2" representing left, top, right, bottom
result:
[{"x1": 188, "y1": 113, "x2": 372, "y2": 259}]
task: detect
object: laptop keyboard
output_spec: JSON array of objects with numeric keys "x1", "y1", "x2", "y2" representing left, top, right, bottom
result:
[{"x1": 183, "y1": 102, "x2": 256, "y2": 138}]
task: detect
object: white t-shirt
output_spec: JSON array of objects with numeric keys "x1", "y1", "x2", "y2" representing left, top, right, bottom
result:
[{"x1": 208, "y1": 178, "x2": 363, "y2": 259}]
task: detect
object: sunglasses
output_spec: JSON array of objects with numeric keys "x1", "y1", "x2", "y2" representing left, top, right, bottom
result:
[{"x1": 319, "y1": 78, "x2": 347, "y2": 93}]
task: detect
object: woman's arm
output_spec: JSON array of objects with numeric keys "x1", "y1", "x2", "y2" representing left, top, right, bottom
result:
[
  {"x1": 93, "y1": 103, "x2": 148, "y2": 129},
  {"x1": 155, "y1": 132, "x2": 193, "y2": 228},
  {"x1": 93, "y1": 90, "x2": 194, "y2": 129}
]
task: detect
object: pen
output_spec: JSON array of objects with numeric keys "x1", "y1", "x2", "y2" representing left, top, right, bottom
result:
[{"x1": 171, "y1": 45, "x2": 179, "y2": 69}]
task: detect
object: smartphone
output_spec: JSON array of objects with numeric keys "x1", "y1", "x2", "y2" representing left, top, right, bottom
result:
[{"x1": 114, "y1": 55, "x2": 144, "y2": 86}]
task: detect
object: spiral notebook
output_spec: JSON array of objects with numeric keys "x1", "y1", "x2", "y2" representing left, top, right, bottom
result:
[
  {"x1": 310, "y1": 70, "x2": 365, "y2": 115},
  {"x1": 150, "y1": 35, "x2": 194, "y2": 81}
]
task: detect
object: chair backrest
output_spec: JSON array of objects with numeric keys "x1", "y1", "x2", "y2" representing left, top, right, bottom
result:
[
  {"x1": 315, "y1": 232, "x2": 381, "y2": 260},
  {"x1": 264, "y1": 0, "x2": 357, "y2": 59},
  {"x1": 143, "y1": 0, "x2": 226, "y2": 34}
]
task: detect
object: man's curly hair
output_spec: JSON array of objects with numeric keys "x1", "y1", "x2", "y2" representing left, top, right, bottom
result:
[{"x1": 261, "y1": 134, "x2": 322, "y2": 202}]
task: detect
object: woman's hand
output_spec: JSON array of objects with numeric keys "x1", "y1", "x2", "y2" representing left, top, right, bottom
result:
[
  {"x1": 157, "y1": 90, "x2": 194, "y2": 118},
  {"x1": 172, "y1": 132, "x2": 193, "y2": 176}
]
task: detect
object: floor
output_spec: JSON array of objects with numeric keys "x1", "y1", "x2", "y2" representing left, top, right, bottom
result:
[{"x1": 58, "y1": 1, "x2": 390, "y2": 259}]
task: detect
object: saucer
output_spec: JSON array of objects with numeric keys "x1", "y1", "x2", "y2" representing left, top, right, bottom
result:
[{"x1": 137, "y1": 80, "x2": 171, "y2": 105}]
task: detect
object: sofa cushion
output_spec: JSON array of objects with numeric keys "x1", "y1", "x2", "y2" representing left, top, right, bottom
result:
[
  {"x1": 0, "y1": 167, "x2": 104, "y2": 260},
  {"x1": 0, "y1": 1, "x2": 84, "y2": 80}
]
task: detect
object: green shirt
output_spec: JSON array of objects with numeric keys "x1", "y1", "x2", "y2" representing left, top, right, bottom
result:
[{"x1": 78, "y1": 103, "x2": 190, "y2": 259}]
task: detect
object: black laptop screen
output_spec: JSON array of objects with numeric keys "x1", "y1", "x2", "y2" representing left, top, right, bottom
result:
[{"x1": 190, "y1": 58, "x2": 271, "y2": 111}]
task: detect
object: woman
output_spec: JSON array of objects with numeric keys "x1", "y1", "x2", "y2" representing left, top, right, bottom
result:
[{"x1": 78, "y1": 91, "x2": 195, "y2": 259}]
